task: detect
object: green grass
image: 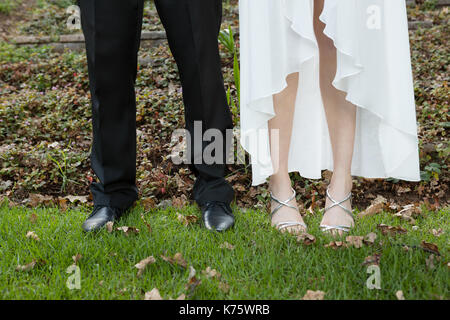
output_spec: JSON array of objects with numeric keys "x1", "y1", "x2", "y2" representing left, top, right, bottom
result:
[
  {"x1": 0, "y1": 201, "x2": 448, "y2": 300},
  {"x1": 0, "y1": 0, "x2": 21, "y2": 14}
]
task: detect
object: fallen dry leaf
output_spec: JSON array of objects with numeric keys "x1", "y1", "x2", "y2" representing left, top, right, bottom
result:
[
  {"x1": 186, "y1": 275, "x2": 201, "y2": 298},
  {"x1": 421, "y1": 241, "x2": 440, "y2": 255},
  {"x1": 388, "y1": 202, "x2": 401, "y2": 211},
  {"x1": 15, "y1": 259, "x2": 37, "y2": 272},
  {"x1": 219, "y1": 281, "x2": 230, "y2": 293},
  {"x1": 363, "y1": 232, "x2": 377, "y2": 245},
  {"x1": 202, "y1": 266, "x2": 221, "y2": 279},
  {"x1": 358, "y1": 195, "x2": 387, "y2": 218},
  {"x1": 394, "y1": 212, "x2": 416, "y2": 224},
  {"x1": 306, "y1": 205, "x2": 315, "y2": 215},
  {"x1": 396, "y1": 290, "x2": 405, "y2": 300},
  {"x1": 72, "y1": 253, "x2": 82, "y2": 265},
  {"x1": 362, "y1": 254, "x2": 381, "y2": 266},
  {"x1": 377, "y1": 224, "x2": 407, "y2": 235},
  {"x1": 140, "y1": 198, "x2": 156, "y2": 210},
  {"x1": 188, "y1": 265, "x2": 196, "y2": 280},
  {"x1": 116, "y1": 226, "x2": 140, "y2": 236},
  {"x1": 118, "y1": 288, "x2": 128, "y2": 295},
  {"x1": 176, "y1": 213, "x2": 199, "y2": 226},
  {"x1": 219, "y1": 242, "x2": 235, "y2": 250},
  {"x1": 324, "y1": 241, "x2": 346, "y2": 249},
  {"x1": 144, "y1": 288, "x2": 163, "y2": 300},
  {"x1": 58, "y1": 198, "x2": 68, "y2": 212},
  {"x1": 396, "y1": 186, "x2": 411, "y2": 194},
  {"x1": 29, "y1": 194, "x2": 54, "y2": 207},
  {"x1": 64, "y1": 195, "x2": 89, "y2": 204},
  {"x1": 431, "y1": 228, "x2": 443, "y2": 237},
  {"x1": 225, "y1": 173, "x2": 239, "y2": 183},
  {"x1": 106, "y1": 221, "x2": 114, "y2": 233},
  {"x1": 161, "y1": 252, "x2": 187, "y2": 268},
  {"x1": 345, "y1": 236, "x2": 364, "y2": 248},
  {"x1": 185, "y1": 266, "x2": 201, "y2": 298},
  {"x1": 394, "y1": 204, "x2": 422, "y2": 224},
  {"x1": 397, "y1": 204, "x2": 422, "y2": 217},
  {"x1": 297, "y1": 233, "x2": 316, "y2": 246},
  {"x1": 172, "y1": 195, "x2": 189, "y2": 209},
  {"x1": 322, "y1": 170, "x2": 333, "y2": 180},
  {"x1": 135, "y1": 256, "x2": 156, "y2": 277},
  {"x1": 302, "y1": 290, "x2": 325, "y2": 300},
  {"x1": 26, "y1": 231, "x2": 40, "y2": 241}
]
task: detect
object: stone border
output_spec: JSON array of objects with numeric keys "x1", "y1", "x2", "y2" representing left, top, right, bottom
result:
[
  {"x1": 7, "y1": 31, "x2": 168, "y2": 52},
  {"x1": 407, "y1": 0, "x2": 450, "y2": 6},
  {"x1": 5, "y1": 1, "x2": 448, "y2": 52},
  {"x1": 9, "y1": 31, "x2": 167, "y2": 45}
]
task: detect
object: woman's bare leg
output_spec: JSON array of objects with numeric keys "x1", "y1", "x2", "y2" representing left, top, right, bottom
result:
[
  {"x1": 314, "y1": 0, "x2": 356, "y2": 235},
  {"x1": 269, "y1": 73, "x2": 306, "y2": 234}
]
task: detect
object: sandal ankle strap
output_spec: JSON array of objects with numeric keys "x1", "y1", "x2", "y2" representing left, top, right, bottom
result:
[
  {"x1": 270, "y1": 188, "x2": 297, "y2": 217},
  {"x1": 324, "y1": 187, "x2": 353, "y2": 219}
]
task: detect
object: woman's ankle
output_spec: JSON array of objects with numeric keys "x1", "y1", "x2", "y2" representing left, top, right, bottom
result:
[
  {"x1": 269, "y1": 173, "x2": 293, "y2": 197},
  {"x1": 328, "y1": 172, "x2": 353, "y2": 198}
]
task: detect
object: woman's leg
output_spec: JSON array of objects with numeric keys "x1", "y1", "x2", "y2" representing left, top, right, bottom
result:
[
  {"x1": 313, "y1": 0, "x2": 356, "y2": 234},
  {"x1": 269, "y1": 73, "x2": 306, "y2": 233}
]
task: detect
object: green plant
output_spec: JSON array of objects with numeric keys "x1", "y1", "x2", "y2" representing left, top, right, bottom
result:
[
  {"x1": 421, "y1": 162, "x2": 442, "y2": 181},
  {"x1": 0, "y1": 0, "x2": 21, "y2": 15},
  {"x1": 46, "y1": 146, "x2": 81, "y2": 193},
  {"x1": 219, "y1": 26, "x2": 245, "y2": 171},
  {"x1": 420, "y1": 0, "x2": 438, "y2": 10},
  {"x1": 219, "y1": 26, "x2": 240, "y2": 112}
]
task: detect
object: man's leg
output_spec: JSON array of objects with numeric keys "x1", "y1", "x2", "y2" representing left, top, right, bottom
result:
[
  {"x1": 78, "y1": 0, "x2": 144, "y2": 231},
  {"x1": 155, "y1": 0, "x2": 235, "y2": 230}
]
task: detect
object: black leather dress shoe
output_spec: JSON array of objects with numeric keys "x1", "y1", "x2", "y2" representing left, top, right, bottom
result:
[
  {"x1": 82, "y1": 206, "x2": 125, "y2": 232},
  {"x1": 201, "y1": 201, "x2": 235, "y2": 232}
]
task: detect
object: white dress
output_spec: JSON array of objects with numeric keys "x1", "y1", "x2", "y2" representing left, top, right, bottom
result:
[{"x1": 239, "y1": 0, "x2": 421, "y2": 186}]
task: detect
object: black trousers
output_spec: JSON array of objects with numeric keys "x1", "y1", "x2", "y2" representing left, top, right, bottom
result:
[{"x1": 78, "y1": 0, "x2": 234, "y2": 209}]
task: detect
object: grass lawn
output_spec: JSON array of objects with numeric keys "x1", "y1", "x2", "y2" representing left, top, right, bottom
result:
[
  {"x1": 0, "y1": 201, "x2": 448, "y2": 300},
  {"x1": 0, "y1": 0, "x2": 448, "y2": 301}
]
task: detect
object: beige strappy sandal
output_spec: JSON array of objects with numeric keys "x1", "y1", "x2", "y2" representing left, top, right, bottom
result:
[
  {"x1": 270, "y1": 188, "x2": 307, "y2": 233},
  {"x1": 320, "y1": 187, "x2": 354, "y2": 234}
]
